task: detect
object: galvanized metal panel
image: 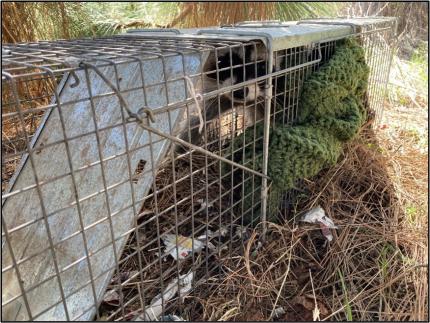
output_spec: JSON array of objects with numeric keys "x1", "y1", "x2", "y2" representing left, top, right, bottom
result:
[
  {"x1": 198, "y1": 24, "x2": 352, "y2": 51},
  {"x1": 2, "y1": 52, "x2": 208, "y2": 321},
  {"x1": 2, "y1": 17, "x2": 395, "y2": 321},
  {"x1": 123, "y1": 25, "x2": 351, "y2": 51},
  {"x1": 297, "y1": 17, "x2": 397, "y2": 27},
  {"x1": 126, "y1": 17, "x2": 395, "y2": 51}
]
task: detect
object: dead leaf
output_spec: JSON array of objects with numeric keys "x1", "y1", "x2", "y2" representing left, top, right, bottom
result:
[
  {"x1": 293, "y1": 296, "x2": 314, "y2": 312},
  {"x1": 299, "y1": 294, "x2": 330, "y2": 317},
  {"x1": 103, "y1": 289, "x2": 120, "y2": 306}
]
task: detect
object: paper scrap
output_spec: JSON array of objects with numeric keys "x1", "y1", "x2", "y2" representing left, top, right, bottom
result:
[
  {"x1": 162, "y1": 234, "x2": 206, "y2": 260},
  {"x1": 134, "y1": 271, "x2": 193, "y2": 321},
  {"x1": 300, "y1": 206, "x2": 338, "y2": 241}
]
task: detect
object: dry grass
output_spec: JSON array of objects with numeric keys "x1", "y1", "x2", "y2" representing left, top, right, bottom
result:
[
  {"x1": 173, "y1": 2, "x2": 337, "y2": 28},
  {"x1": 97, "y1": 48, "x2": 428, "y2": 321},
  {"x1": 170, "y1": 31, "x2": 429, "y2": 322},
  {"x1": 343, "y1": 2, "x2": 428, "y2": 44},
  {"x1": 164, "y1": 48, "x2": 429, "y2": 320},
  {"x1": 174, "y1": 123, "x2": 427, "y2": 320},
  {"x1": 99, "y1": 152, "x2": 238, "y2": 320},
  {"x1": 1, "y1": 2, "x2": 76, "y2": 43},
  {"x1": 1, "y1": 74, "x2": 55, "y2": 192},
  {"x1": 176, "y1": 2, "x2": 275, "y2": 28},
  {"x1": 2, "y1": 6, "x2": 427, "y2": 319}
]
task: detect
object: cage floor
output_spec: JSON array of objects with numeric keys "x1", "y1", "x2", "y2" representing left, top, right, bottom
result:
[{"x1": 98, "y1": 150, "x2": 261, "y2": 321}]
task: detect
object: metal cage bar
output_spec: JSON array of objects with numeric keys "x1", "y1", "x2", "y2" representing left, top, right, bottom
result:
[{"x1": 2, "y1": 18, "x2": 396, "y2": 321}]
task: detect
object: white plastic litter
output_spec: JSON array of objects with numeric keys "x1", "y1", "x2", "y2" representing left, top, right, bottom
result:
[
  {"x1": 162, "y1": 233, "x2": 217, "y2": 260},
  {"x1": 300, "y1": 206, "x2": 338, "y2": 242},
  {"x1": 196, "y1": 198, "x2": 214, "y2": 210},
  {"x1": 134, "y1": 271, "x2": 194, "y2": 321},
  {"x1": 273, "y1": 306, "x2": 286, "y2": 318},
  {"x1": 218, "y1": 225, "x2": 228, "y2": 237},
  {"x1": 162, "y1": 234, "x2": 205, "y2": 260}
]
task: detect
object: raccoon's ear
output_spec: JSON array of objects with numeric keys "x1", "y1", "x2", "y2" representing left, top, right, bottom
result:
[
  {"x1": 244, "y1": 45, "x2": 253, "y2": 61},
  {"x1": 249, "y1": 43, "x2": 267, "y2": 62}
]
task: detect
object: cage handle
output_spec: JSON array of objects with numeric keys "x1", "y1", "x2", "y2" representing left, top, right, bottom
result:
[
  {"x1": 235, "y1": 20, "x2": 283, "y2": 26},
  {"x1": 222, "y1": 20, "x2": 290, "y2": 28},
  {"x1": 126, "y1": 28, "x2": 181, "y2": 34},
  {"x1": 296, "y1": 20, "x2": 358, "y2": 33}
]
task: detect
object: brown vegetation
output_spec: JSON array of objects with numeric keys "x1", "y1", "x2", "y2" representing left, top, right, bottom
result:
[
  {"x1": 1, "y1": 2, "x2": 427, "y2": 321},
  {"x1": 174, "y1": 124, "x2": 428, "y2": 321}
]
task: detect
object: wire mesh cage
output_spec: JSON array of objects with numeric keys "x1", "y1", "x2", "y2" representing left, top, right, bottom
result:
[{"x1": 1, "y1": 17, "x2": 396, "y2": 321}]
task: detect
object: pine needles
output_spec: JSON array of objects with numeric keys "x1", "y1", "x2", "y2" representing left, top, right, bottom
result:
[
  {"x1": 1, "y1": 2, "x2": 86, "y2": 43},
  {"x1": 175, "y1": 132, "x2": 428, "y2": 321},
  {"x1": 175, "y1": 2, "x2": 338, "y2": 28},
  {"x1": 1, "y1": 2, "x2": 339, "y2": 43}
]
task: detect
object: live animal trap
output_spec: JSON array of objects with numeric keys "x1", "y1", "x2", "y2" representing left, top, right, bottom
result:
[{"x1": 1, "y1": 17, "x2": 396, "y2": 321}]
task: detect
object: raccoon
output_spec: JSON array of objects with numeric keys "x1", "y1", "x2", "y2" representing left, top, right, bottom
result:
[{"x1": 177, "y1": 42, "x2": 283, "y2": 152}]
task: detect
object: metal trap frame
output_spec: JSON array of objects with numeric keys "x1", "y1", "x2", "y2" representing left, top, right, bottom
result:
[{"x1": 1, "y1": 17, "x2": 396, "y2": 321}]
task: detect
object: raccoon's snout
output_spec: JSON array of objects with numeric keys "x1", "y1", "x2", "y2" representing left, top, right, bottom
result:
[{"x1": 228, "y1": 84, "x2": 263, "y2": 103}]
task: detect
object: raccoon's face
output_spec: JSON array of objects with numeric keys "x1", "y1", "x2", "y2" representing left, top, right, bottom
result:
[{"x1": 206, "y1": 46, "x2": 267, "y2": 103}]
